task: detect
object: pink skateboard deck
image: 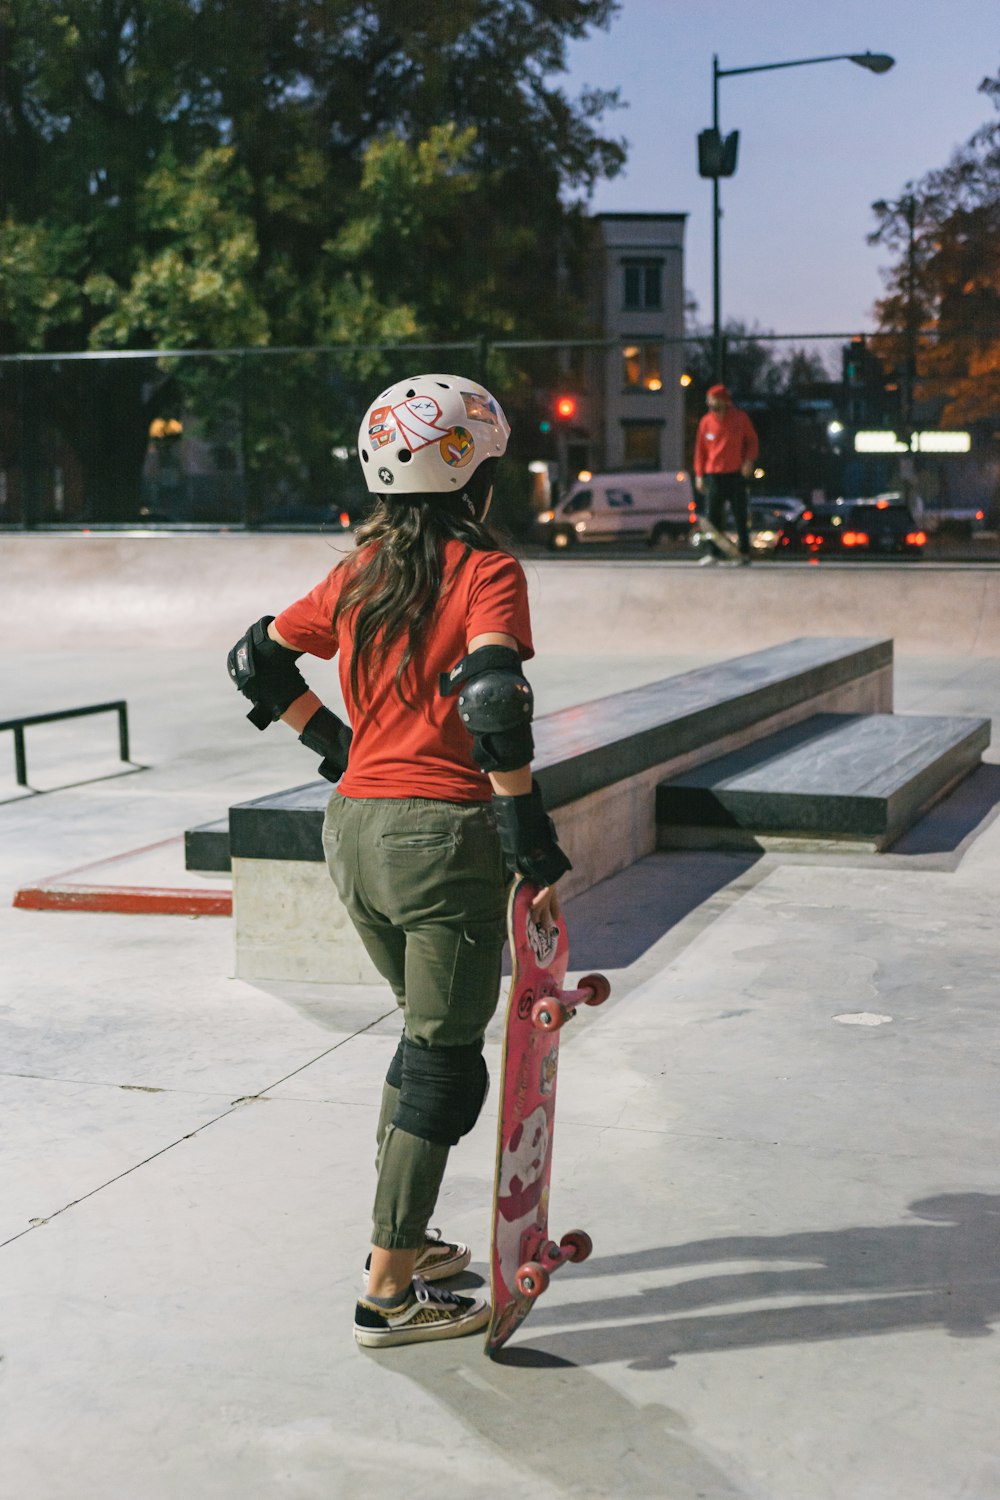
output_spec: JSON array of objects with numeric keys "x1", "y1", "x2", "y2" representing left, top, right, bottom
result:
[{"x1": 484, "y1": 877, "x2": 609, "y2": 1357}]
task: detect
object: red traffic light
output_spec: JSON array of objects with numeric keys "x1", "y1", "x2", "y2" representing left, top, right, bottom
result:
[{"x1": 555, "y1": 395, "x2": 577, "y2": 421}]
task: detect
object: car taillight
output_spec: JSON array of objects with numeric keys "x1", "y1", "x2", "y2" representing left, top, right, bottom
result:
[
  {"x1": 906, "y1": 531, "x2": 928, "y2": 546},
  {"x1": 801, "y1": 510, "x2": 813, "y2": 521},
  {"x1": 339, "y1": 510, "x2": 350, "y2": 527},
  {"x1": 803, "y1": 533, "x2": 824, "y2": 547},
  {"x1": 841, "y1": 531, "x2": 870, "y2": 547},
  {"x1": 976, "y1": 511, "x2": 984, "y2": 521}
]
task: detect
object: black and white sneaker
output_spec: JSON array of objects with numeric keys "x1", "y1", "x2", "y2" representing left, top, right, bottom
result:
[
  {"x1": 363, "y1": 1228, "x2": 471, "y2": 1289},
  {"x1": 354, "y1": 1277, "x2": 490, "y2": 1348}
]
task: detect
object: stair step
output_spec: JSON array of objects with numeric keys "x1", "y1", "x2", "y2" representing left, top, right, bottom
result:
[
  {"x1": 656, "y1": 713, "x2": 991, "y2": 851},
  {"x1": 184, "y1": 818, "x2": 230, "y2": 872}
]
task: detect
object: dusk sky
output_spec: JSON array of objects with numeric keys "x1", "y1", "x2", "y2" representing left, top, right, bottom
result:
[{"x1": 560, "y1": 0, "x2": 998, "y2": 341}]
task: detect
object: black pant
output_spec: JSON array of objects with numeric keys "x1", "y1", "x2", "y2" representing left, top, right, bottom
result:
[{"x1": 702, "y1": 471, "x2": 750, "y2": 557}]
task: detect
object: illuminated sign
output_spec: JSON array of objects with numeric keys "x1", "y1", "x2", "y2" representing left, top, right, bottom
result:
[{"x1": 854, "y1": 430, "x2": 971, "y2": 454}]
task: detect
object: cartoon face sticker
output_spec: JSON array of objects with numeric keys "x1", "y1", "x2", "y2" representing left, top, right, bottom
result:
[
  {"x1": 367, "y1": 404, "x2": 396, "y2": 451},
  {"x1": 440, "y1": 426, "x2": 475, "y2": 468},
  {"x1": 391, "y1": 396, "x2": 450, "y2": 451},
  {"x1": 495, "y1": 1103, "x2": 551, "y2": 1297},
  {"x1": 497, "y1": 1105, "x2": 550, "y2": 1221},
  {"x1": 462, "y1": 391, "x2": 500, "y2": 426},
  {"x1": 526, "y1": 914, "x2": 559, "y2": 969}
]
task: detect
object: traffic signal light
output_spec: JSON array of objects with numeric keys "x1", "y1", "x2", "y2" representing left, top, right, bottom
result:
[
  {"x1": 555, "y1": 395, "x2": 577, "y2": 421},
  {"x1": 697, "y1": 128, "x2": 739, "y2": 179}
]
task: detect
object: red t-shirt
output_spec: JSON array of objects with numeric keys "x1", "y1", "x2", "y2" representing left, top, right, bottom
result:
[{"x1": 273, "y1": 538, "x2": 533, "y2": 802}]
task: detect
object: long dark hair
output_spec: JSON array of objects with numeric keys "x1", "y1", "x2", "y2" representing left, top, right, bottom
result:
[{"x1": 332, "y1": 459, "x2": 508, "y2": 709}]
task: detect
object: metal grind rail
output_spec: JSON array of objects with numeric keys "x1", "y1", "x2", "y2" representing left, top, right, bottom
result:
[{"x1": 1, "y1": 700, "x2": 133, "y2": 790}]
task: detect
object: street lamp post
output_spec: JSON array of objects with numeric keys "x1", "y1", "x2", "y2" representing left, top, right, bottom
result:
[{"x1": 704, "y1": 50, "x2": 895, "y2": 382}]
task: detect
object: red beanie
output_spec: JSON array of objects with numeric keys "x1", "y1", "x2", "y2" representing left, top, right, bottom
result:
[{"x1": 707, "y1": 384, "x2": 731, "y2": 401}]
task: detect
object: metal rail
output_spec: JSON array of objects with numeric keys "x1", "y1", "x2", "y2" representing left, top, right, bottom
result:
[{"x1": 0, "y1": 701, "x2": 130, "y2": 787}]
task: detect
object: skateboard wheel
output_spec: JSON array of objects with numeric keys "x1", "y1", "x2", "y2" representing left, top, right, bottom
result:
[
  {"x1": 516, "y1": 1261, "x2": 550, "y2": 1299},
  {"x1": 579, "y1": 973, "x2": 611, "y2": 1006},
  {"x1": 560, "y1": 1230, "x2": 593, "y2": 1263},
  {"x1": 531, "y1": 998, "x2": 564, "y2": 1032}
]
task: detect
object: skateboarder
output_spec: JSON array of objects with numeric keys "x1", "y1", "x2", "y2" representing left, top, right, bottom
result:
[
  {"x1": 227, "y1": 375, "x2": 570, "y2": 1348},
  {"x1": 693, "y1": 384, "x2": 759, "y2": 565}
]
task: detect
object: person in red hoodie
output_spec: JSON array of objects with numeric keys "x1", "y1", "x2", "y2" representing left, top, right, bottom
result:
[{"x1": 693, "y1": 384, "x2": 760, "y2": 565}]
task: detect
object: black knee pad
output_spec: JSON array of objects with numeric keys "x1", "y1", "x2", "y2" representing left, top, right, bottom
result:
[
  {"x1": 385, "y1": 1033, "x2": 405, "y2": 1091},
  {"x1": 392, "y1": 1037, "x2": 490, "y2": 1147}
]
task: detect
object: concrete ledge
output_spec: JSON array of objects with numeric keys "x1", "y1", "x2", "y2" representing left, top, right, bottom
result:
[
  {"x1": 657, "y1": 712, "x2": 992, "y2": 853},
  {"x1": 230, "y1": 636, "x2": 893, "y2": 983}
]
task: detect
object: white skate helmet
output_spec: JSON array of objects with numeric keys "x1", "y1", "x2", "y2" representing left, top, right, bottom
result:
[{"x1": 357, "y1": 373, "x2": 510, "y2": 494}]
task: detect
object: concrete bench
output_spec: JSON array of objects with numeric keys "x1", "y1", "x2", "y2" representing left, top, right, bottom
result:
[
  {"x1": 219, "y1": 636, "x2": 894, "y2": 983},
  {"x1": 657, "y1": 712, "x2": 991, "y2": 852}
]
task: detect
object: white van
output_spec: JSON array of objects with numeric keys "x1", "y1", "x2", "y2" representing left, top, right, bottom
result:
[{"x1": 534, "y1": 471, "x2": 695, "y2": 550}]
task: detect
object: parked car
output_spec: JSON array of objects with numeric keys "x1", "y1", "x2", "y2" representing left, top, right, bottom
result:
[
  {"x1": 779, "y1": 495, "x2": 927, "y2": 559},
  {"x1": 534, "y1": 471, "x2": 694, "y2": 550},
  {"x1": 748, "y1": 495, "x2": 806, "y2": 553}
]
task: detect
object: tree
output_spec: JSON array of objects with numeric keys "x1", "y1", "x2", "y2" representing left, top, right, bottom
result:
[
  {"x1": 869, "y1": 71, "x2": 1000, "y2": 427},
  {"x1": 0, "y1": 0, "x2": 626, "y2": 518}
]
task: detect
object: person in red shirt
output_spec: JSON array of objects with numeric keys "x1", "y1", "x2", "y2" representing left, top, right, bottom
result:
[
  {"x1": 226, "y1": 373, "x2": 570, "y2": 1349},
  {"x1": 693, "y1": 383, "x2": 760, "y2": 565}
]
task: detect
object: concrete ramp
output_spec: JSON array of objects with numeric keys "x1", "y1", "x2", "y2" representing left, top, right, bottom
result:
[{"x1": 4, "y1": 534, "x2": 1000, "y2": 656}]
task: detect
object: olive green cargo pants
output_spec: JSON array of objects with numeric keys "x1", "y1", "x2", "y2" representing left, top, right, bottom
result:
[{"x1": 322, "y1": 794, "x2": 507, "y2": 1250}]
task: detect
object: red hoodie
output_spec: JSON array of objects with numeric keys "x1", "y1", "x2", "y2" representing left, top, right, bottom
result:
[{"x1": 694, "y1": 405, "x2": 759, "y2": 476}]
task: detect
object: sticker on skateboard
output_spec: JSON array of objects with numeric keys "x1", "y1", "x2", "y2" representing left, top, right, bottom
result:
[{"x1": 485, "y1": 878, "x2": 610, "y2": 1356}]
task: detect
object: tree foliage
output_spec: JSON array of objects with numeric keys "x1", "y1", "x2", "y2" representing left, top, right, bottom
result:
[
  {"x1": 0, "y1": 1, "x2": 625, "y2": 516},
  {"x1": 0, "y1": 0, "x2": 626, "y2": 355},
  {"x1": 870, "y1": 70, "x2": 1000, "y2": 425}
]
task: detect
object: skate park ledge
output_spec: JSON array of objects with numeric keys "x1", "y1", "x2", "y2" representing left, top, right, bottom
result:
[{"x1": 196, "y1": 634, "x2": 983, "y2": 985}]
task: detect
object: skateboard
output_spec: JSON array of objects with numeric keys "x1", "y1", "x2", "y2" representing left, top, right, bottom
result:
[
  {"x1": 695, "y1": 513, "x2": 742, "y2": 560},
  {"x1": 484, "y1": 877, "x2": 610, "y2": 1357}
]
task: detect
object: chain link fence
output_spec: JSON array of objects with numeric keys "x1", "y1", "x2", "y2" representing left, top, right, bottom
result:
[{"x1": 1, "y1": 335, "x2": 997, "y2": 559}]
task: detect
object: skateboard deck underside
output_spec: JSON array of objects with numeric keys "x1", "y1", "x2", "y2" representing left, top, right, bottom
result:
[{"x1": 485, "y1": 880, "x2": 568, "y2": 1355}]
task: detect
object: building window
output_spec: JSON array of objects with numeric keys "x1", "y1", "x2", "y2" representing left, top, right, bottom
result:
[
  {"x1": 623, "y1": 259, "x2": 663, "y2": 311},
  {"x1": 622, "y1": 422, "x2": 662, "y2": 470},
  {"x1": 622, "y1": 343, "x2": 664, "y2": 392}
]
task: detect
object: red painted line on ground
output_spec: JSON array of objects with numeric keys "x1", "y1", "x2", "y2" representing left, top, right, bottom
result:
[{"x1": 13, "y1": 883, "x2": 232, "y2": 916}]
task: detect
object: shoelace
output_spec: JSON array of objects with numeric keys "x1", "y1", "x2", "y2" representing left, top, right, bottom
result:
[{"x1": 412, "y1": 1276, "x2": 462, "y2": 1308}]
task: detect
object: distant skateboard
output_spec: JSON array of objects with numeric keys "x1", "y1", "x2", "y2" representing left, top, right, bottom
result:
[
  {"x1": 484, "y1": 877, "x2": 610, "y2": 1357},
  {"x1": 695, "y1": 513, "x2": 742, "y2": 561}
]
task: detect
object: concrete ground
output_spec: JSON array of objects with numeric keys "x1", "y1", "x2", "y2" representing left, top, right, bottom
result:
[{"x1": 3, "y1": 553, "x2": 1000, "y2": 1498}]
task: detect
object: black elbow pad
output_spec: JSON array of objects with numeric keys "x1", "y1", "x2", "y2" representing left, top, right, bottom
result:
[
  {"x1": 227, "y1": 616, "x2": 309, "y2": 728},
  {"x1": 440, "y1": 646, "x2": 535, "y2": 772}
]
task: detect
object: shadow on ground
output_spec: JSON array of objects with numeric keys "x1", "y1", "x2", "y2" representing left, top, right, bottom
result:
[
  {"x1": 536, "y1": 850, "x2": 759, "y2": 973},
  {"x1": 508, "y1": 1191, "x2": 1000, "y2": 1371},
  {"x1": 377, "y1": 1194, "x2": 999, "y2": 1499},
  {"x1": 890, "y1": 762, "x2": 1000, "y2": 857}
]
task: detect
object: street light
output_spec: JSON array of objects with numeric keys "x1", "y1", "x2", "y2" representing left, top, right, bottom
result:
[{"x1": 702, "y1": 49, "x2": 895, "y2": 381}]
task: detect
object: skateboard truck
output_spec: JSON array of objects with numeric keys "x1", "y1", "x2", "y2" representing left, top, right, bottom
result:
[
  {"x1": 515, "y1": 1228, "x2": 594, "y2": 1299},
  {"x1": 530, "y1": 973, "x2": 611, "y2": 1032}
]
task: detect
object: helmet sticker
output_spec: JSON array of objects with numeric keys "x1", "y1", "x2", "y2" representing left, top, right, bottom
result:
[
  {"x1": 377, "y1": 466, "x2": 394, "y2": 486},
  {"x1": 367, "y1": 404, "x2": 396, "y2": 451},
  {"x1": 462, "y1": 391, "x2": 500, "y2": 425},
  {"x1": 440, "y1": 426, "x2": 475, "y2": 468},
  {"x1": 392, "y1": 396, "x2": 450, "y2": 451}
]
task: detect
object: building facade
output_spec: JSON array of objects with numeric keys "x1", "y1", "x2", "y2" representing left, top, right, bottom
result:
[{"x1": 588, "y1": 212, "x2": 687, "y2": 474}]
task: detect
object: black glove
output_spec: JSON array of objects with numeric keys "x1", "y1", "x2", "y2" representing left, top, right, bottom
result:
[
  {"x1": 299, "y1": 705, "x2": 353, "y2": 783},
  {"x1": 492, "y1": 780, "x2": 571, "y2": 888}
]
